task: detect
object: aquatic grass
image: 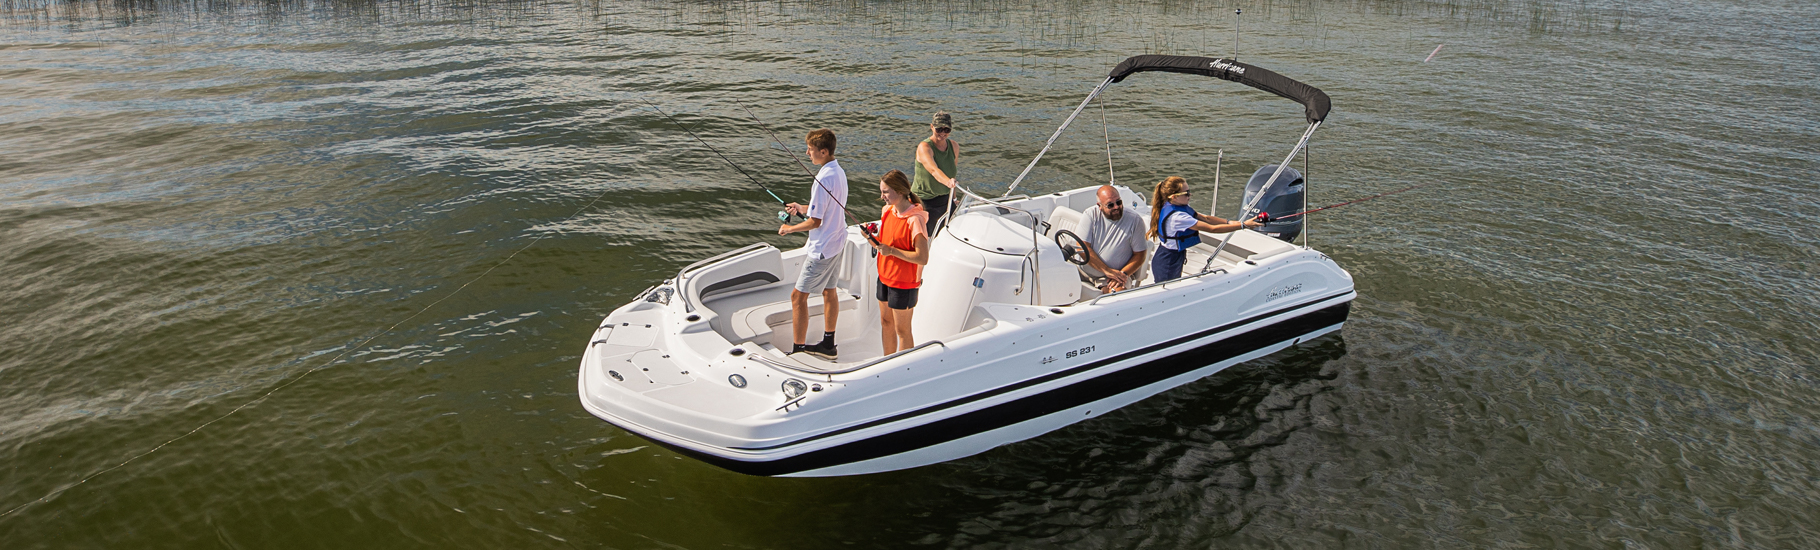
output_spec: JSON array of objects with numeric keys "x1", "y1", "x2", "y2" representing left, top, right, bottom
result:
[{"x1": 4, "y1": 0, "x2": 1635, "y2": 38}]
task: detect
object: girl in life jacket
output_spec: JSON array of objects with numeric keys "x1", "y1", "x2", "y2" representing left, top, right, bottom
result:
[
  {"x1": 1147, "y1": 176, "x2": 1262, "y2": 283},
  {"x1": 869, "y1": 170, "x2": 931, "y2": 355}
]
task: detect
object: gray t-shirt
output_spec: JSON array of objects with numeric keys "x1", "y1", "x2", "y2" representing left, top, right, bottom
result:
[{"x1": 1073, "y1": 206, "x2": 1148, "y2": 277}]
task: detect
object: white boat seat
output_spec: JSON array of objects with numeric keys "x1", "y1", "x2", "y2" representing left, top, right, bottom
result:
[
  {"x1": 1194, "y1": 229, "x2": 1296, "y2": 263},
  {"x1": 1044, "y1": 206, "x2": 1082, "y2": 237},
  {"x1": 728, "y1": 292, "x2": 861, "y2": 344}
]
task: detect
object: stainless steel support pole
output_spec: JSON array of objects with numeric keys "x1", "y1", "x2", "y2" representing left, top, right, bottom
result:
[
  {"x1": 1003, "y1": 77, "x2": 1115, "y2": 198},
  {"x1": 1205, "y1": 121, "x2": 1320, "y2": 269}
]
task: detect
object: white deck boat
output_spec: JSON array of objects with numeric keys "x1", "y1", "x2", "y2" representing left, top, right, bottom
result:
[{"x1": 579, "y1": 55, "x2": 1353, "y2": 476}]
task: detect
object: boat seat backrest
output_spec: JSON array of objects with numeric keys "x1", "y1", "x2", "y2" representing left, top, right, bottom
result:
[
  {"x1": 1044, "y1": 206, "x2": 1082, "y2": 237},
  {"x1": 685, "y1": 246, "x2": 785, "y2": 304}
]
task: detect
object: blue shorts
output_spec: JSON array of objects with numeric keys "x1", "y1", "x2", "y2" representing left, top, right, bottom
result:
[{"x1": 1151, "y1": 245, "x2": 1187, "y2": 282}]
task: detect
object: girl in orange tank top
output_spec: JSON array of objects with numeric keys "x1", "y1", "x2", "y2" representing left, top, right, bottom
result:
[{"x1": 871, "y1": 170, "x2": 929, "y2": 355}]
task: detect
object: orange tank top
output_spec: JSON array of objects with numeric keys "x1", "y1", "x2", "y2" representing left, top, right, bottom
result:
[{"x1": 877, "y1": 204, "x2": 928, "y2": 289}]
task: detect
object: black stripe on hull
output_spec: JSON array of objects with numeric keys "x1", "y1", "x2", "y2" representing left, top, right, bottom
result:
[{"x1": 627, "y1": 296, "x2": 1351, "y2": 476}]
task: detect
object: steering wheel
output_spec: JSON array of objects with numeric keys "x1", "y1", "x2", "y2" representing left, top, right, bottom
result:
[{"x1": 1053, "y1": 230, "x2": 1090, "y2": 266}]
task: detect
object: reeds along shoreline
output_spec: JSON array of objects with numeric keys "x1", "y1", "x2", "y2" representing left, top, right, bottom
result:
[{"x1": 2, "y1": 0, "x2": 1629, "y2": 36}]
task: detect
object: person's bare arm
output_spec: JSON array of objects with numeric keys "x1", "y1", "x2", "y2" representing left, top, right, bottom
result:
[
  {"x1": 1118, "y1": 249, "x2": 1145, "y2": 280},
  {"x1": 780, "y1": 216, "x2": 823, "y2": 235},
  {"x1": 1192, "y1": 216, "x2": 1259, "y2": 234},
  {"x1": 1079, "y1": 242, "x2": 1130, "y2": 288},
  {"x1": 915, "y1": 142, "x2": 956, "y2": 188},
  {"x1": 878, "y1": 233, "x2": 932, "y2": 265}
]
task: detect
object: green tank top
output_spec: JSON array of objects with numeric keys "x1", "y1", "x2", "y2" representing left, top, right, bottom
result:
[{"x1": 911, "y1": 138, "x2": 957, "y2": 199}]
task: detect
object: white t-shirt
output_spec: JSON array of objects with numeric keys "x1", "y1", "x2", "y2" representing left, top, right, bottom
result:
[
  {"x1": 1073, "y1": 206, "x2": 1147, "y2": 275},
  {"x1": 1159, "y1": 210, "x2": 1198, "y2": 251},
  {"x1": 803, "y1": 159, "x2": 849, "y2": 259}
]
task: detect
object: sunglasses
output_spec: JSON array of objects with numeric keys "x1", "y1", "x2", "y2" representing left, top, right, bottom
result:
[
  {"x1": 1172, "y1": 190, "x2": 1193, "y2": 197},
  {"x1": 1102, "y1": 199, "x2": 1123, "y2": 207},
  {"x1": 934, "y1": 127, "x2": 951, "y2": 134}
]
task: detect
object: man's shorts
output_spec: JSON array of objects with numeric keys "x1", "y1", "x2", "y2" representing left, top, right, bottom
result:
[
  {"x1": 876, "y1": 280, "x2": 920, "y2": 310},
  {"x1": 794, "y1": 250, "x2": 845, "y2": 293}
]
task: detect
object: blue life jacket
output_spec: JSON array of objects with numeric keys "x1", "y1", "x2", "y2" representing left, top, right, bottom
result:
[{"x1": 1157, "y1": 203, "x2": 1201, "y2": 249}]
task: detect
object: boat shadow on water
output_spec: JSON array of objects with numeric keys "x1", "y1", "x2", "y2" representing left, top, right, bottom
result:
[
  {"x1": 968, "y1": 332, "x2": 1349, "y2": 478},
  {"x1": 568, "y1": 335, "x2": 1349, "y2": 545},
  {"x1": 906, "y1": 334, "x2": 1352, "y2": 542}
]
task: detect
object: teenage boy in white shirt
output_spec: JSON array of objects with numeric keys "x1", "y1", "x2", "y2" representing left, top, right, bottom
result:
[{"x1": 778, "y1": 128, "x2": 849, "y2": 359}]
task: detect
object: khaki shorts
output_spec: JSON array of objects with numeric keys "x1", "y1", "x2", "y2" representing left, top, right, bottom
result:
[{"x1": 794, "y1": 250, "x2": 844, "y2": 293}]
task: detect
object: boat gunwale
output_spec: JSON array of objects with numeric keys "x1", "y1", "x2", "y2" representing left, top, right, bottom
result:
[{"x1": 590, "y1": 293, "x2": 1352, "y2": 476}]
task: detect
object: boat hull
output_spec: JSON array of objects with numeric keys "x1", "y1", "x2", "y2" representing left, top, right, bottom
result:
[{"x1": 586, "y1": 294, "x2": 1349, "y2": 477}]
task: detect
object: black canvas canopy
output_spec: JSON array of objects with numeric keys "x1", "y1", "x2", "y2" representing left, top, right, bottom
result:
[{"x1": 1108, "y1": 55, "x2": 1330, "y2": 124}]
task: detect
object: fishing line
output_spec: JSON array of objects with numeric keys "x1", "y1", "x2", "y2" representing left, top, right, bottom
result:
[
  {"x1": 640, "y1": 99, "x2": 797, "y2": 220},
  {"x1": 0, "y1": 167, "x2": 626, "y2": 520},
  {"x1": 1270, "y1": 181, "x2": 1434, "y2": 222},
  {"x1": 1, "y1": 99, "x2": 892, "y2": 518},
  {"x1": 733, "y1": 98, "x2": 815, "y2": 178},
  {"x1": 729, "y1": 98, "x2": 866, "y2": 227}
]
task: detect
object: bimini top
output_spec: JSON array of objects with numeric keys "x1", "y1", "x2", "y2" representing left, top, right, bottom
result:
[{"x1": 1108, "y1": 55, "x2": 1331, "y2": 124}]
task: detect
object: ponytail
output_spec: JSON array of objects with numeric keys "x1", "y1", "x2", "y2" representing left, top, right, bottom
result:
[{"x1": 1148, "y1": 176, "x2": 1187, "y2": 239}]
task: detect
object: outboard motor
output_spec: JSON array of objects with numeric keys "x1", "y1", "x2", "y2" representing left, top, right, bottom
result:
[{"x1": 1239, "y1": 164, "x2": 1303, "y2": 242}]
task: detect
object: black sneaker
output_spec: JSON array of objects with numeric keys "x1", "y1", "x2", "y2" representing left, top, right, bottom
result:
[
  {"x1": 800, "y1": 341, "x2": 838, "y2": 360},
  {"x1": 789, "y1": 343, "x2": 809, "y2": 355}
]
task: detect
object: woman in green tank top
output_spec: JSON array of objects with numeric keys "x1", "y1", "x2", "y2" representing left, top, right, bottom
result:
[{"x1": 913, "y1": 111, "x2": 959, "y2": 235}]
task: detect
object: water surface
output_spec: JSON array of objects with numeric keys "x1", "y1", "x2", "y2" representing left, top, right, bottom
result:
[{"x1": 2, "y1": 0, "x2": 1817, "y2": 547}]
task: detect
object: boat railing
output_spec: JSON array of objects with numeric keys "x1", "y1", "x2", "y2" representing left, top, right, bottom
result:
[
  {"x1": 748, "y1": 340, "x2": 947, "y2": 378},
  {"x1": 675, "y1": 243, "x2": 775, "y2": 313}
]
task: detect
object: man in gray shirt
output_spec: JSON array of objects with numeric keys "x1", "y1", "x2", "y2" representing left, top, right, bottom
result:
[{"x1": 1074, "y1": 185, "x2": 1148, "y2": 291}]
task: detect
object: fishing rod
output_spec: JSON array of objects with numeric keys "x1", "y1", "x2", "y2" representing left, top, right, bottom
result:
[
  {"x1": 641, "y1": 99, "x2": 800, "y2": 223},
  {"x1": 730, "y1": 99, "x2": 867, "y2": 225},
  {"x1": 1260, "y1": 181, "x2": 1435, "y2": 222},
  {"x1": 730, "y1": 99, "x2": 879, "y2": 244}
]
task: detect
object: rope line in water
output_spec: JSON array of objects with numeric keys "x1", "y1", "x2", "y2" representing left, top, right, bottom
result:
[{"x1": 0, "y1": 176, "x2": 623, "y2": 519}]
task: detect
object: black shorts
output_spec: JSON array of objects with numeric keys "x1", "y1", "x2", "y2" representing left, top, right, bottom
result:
[
  {"x1": 876, "y1": 280, "x2": 920, "y2": 310},
  {"x1": 923, "y1": 194, "x2": 950, "y2": 236}
]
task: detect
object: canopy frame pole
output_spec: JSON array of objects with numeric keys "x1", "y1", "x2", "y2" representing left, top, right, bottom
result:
[
  {"x1": 1204, "y1": 121, "x2": 1319, "y2": 271},
  {"x1": 1003, "y1": 77, "x2": 1114, "y2": 198},
  {"x1": 1212, "y1": 149, "x2": 1224, "y2": 219},
  {"x1": 1101, "y1": 98, "x2": 1114, "y2": 186},
  {"x1": 1302, "y1": 139, "x2": 1310, "y2": 249}
]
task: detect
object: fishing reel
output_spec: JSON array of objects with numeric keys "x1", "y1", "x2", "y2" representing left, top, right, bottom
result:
[
  {"x1": 776, "y1": 203, "x2": 808, "y2": 223},
  {"x1": 859, "y1": 221, "x2": 881, "y2": 247}
]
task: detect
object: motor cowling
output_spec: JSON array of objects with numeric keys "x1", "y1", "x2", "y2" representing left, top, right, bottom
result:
[{"x1": 1240, "y1": 165, "x2": 1303, "y2": 242}]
